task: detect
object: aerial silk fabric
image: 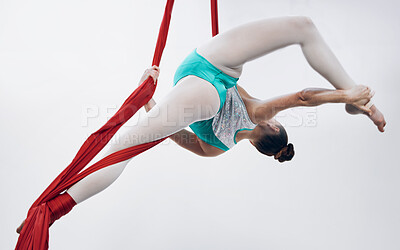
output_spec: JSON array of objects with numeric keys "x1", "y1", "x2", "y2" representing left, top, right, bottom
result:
[
  {"x1": 211, "y1": 0, "x2": 219, "y2": 36},
  {"x1": 15, "y1": 0, "x2": 219, "y2": 249}
]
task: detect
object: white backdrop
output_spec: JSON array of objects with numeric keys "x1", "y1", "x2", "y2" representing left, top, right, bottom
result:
[{"x1": 1, "y1": 0, "x2": 399, "y2": 249}]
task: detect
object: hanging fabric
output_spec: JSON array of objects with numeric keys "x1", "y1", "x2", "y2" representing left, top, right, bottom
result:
[
  {"x1": 16, "y1": 0, "x2": 220, "y2": 249},
  {"x1": 15, "y1": 1, "x2": 174, "y2": 249},
  {"x1": 211, "y1": 0, "x2": 219, "y2": 37}
]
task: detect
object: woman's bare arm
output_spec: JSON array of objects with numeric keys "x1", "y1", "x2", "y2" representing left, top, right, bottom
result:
[
  {"x1": 236, "y1": 84, "x2": 255, "y2": 99},
  {"x1": 254, "y1": 85, "x2": 374, "y2": 122},
  {"x1": 169, "y1": 130, "x2": 212, "y2": 157}
]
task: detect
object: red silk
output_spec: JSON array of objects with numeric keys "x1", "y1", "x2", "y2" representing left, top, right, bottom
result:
[
  {"x1": 15, "y1": 1, "x2": 175, "y2": 249},
  {"x1": 211, "y1": 0, "x2": 219, "y2": 36},
  {"x1": 47, "y1": 193, "x2": 76, "y2": 226},
  {"x1": 16, "y1": 193, "x2": 77, "y2": 250}
]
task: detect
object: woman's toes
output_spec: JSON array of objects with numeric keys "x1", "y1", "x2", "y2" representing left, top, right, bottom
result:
[{"x1": 378, "y1": 120, "x2": 386, "y2": 132}]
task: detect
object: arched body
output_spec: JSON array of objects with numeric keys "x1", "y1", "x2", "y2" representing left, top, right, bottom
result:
[
  {"x1": 15, "y1": 18, "x2": 384, "y2": 235},
  {"x1": 62, "y1": 16, "x2": 384, "y2": 204}
]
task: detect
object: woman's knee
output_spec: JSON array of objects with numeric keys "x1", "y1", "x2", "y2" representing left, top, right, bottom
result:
[
  {"x1": 291, "y1": 16, "x2": 315, "y2": 30},
  {"x1": 288, "y1": 16, "x2": 317, "y2": 43}
]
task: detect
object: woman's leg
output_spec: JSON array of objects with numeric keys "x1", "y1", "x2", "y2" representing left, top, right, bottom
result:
[
  {"x1": 197, "y1": 16, "x2": 385, "y2": 131},
  {"x1": 67, "y1": 76, "x2": 220, "y2": 204},
  {"x1": 198, "y1": 16, "x2": 354, "y2": 89}
]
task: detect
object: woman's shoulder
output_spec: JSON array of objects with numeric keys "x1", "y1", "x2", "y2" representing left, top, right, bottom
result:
[
  {"x1": 236, "y1": 84, "x2": 260, "y2": 124},
  {"x1": 236, "y1": 84, "x2": 253, "y2": 98}
]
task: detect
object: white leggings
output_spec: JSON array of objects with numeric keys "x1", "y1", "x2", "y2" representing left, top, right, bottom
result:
[{"x1": 67, "y1": 16, "x2": 356, "y2": 204}]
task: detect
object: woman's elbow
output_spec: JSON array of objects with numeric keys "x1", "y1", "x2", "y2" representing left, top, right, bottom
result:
[
  {"x1": 297, "y1": 89, "x2": 311, "y2": 106},
  {"x1": 197, "y1": 150, "x2": 219, "y2": 157}
]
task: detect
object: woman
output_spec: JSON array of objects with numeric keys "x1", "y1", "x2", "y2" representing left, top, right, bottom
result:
[{"x1": 17, "y1": 16, "x2": 385, "y2": 232}]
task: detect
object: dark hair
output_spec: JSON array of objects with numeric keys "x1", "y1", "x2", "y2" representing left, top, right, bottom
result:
[{"x1": 253, "y1": 124, "x2": 295, "y2": 163}]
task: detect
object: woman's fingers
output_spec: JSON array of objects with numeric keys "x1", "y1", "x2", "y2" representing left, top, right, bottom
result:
[
  {"x1": 365, "y1": 100, "x2": 373, "y2": 109},
  {"x1": 144, "y1": 66, "x2": 159, "y2": 75},
  {"x1": 148, "y1": 70, "x2": 159, "y2": 84},
  {"x1": 140, "y1": 66, "x2": 160, "y2": 86},
  {"x1": 356, "y1": 103, "x2": 372, "y2": 115},
  {"x1": 148, "y1": 72, "x2": 156, "y2": 82},
  {"x1": 151, "y1": 65, "x2": 160, "y2": 71},
  {"x1": 369, "y1": 90, "x2": 375, "y2": 99},
  {"x1": 347, "y1": 85, "x2": 375, "y2": 115},
  {"x1": 357, "y1": 85, "x2": 374, "y2": 101}
]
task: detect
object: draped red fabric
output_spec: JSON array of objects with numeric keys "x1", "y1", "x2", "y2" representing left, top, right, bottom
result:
[
  {"x1": 15, "y1": 1, "x2": 175, "y2": 249},
  {"x1": 16, "y1": 0, "x2": 220, "y2": 249},
  {"x1": 211, "y1": 0, "x2": 219, "y2": 37}
]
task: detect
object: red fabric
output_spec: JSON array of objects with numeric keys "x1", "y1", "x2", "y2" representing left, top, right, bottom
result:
[
  {"x1": 47, "y1": 193, "x2": 76, "y2": 226},
  {"x1": 16, "y1": 193, "x2": 77, "y2": 250},
  {"x1": 15, "y1": 1, "x2": 175, "y2": 249},
  {"x1": 16, "y1": 0, "x2": 220, "y2": 249},
  {"x1": 211, "y1": 0, "x2": 219, "y2": 37}
]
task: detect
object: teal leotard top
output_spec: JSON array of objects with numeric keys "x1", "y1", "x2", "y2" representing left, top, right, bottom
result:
[{"x1": 173, "y1": 49, "x2": 257, "y2": 151}]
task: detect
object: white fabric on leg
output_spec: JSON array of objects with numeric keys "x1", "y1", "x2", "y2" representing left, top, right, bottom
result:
[
  {"x1": 67, "y1": 159, "x2": 129, "y2": 204},
  {"x1": 197, "y1": 16, "x2": 356, "y2": 90}
]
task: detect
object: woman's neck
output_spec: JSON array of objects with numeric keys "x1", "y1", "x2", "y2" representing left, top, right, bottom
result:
[{"x1": 235, "y1": 129, "x2": 256, "y2": 143}]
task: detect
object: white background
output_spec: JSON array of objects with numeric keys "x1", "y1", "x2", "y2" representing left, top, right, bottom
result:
[{"x1": 1, "y1": 0, "x2": 399, "y2": 249}]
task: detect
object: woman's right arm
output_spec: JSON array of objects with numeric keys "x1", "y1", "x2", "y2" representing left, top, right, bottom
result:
[
  {"x1": 169, "y1": 130, "x2": 212, "y2": 157},
  {"x1": 169, "y1": 130, "x2": 224, "y2": 157},
  {"x1": 254, "y1": 85, "x2": 374, "y2": 122}
]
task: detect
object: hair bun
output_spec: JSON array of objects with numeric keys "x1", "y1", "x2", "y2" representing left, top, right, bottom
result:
[{"x1": 274, "y1": 143, "x2": 295, "y2": 163}]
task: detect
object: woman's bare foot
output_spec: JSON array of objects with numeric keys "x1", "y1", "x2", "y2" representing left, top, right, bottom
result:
[
  {"x1": 345, "y1": 104, "x2": 386, "y2": 132},
  {"x1": 16, "y1": 220, "x2": 25, "y2": 234},
  {"x1": 368, "y1": 105, "x2": 386, "y2": 132}
]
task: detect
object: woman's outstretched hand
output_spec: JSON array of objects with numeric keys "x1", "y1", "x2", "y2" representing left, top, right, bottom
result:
[
  {"x1": 345, "y1": 85, "x2": 375, "y2": 115},
  {"x1": 138, "y1": 65, "x2": 160, "y2": 86}
]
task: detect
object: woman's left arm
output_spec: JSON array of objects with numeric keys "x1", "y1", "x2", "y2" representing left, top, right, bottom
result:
[{"x1": 255, "y1": 85, "x2": 374, "y2": 122}]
